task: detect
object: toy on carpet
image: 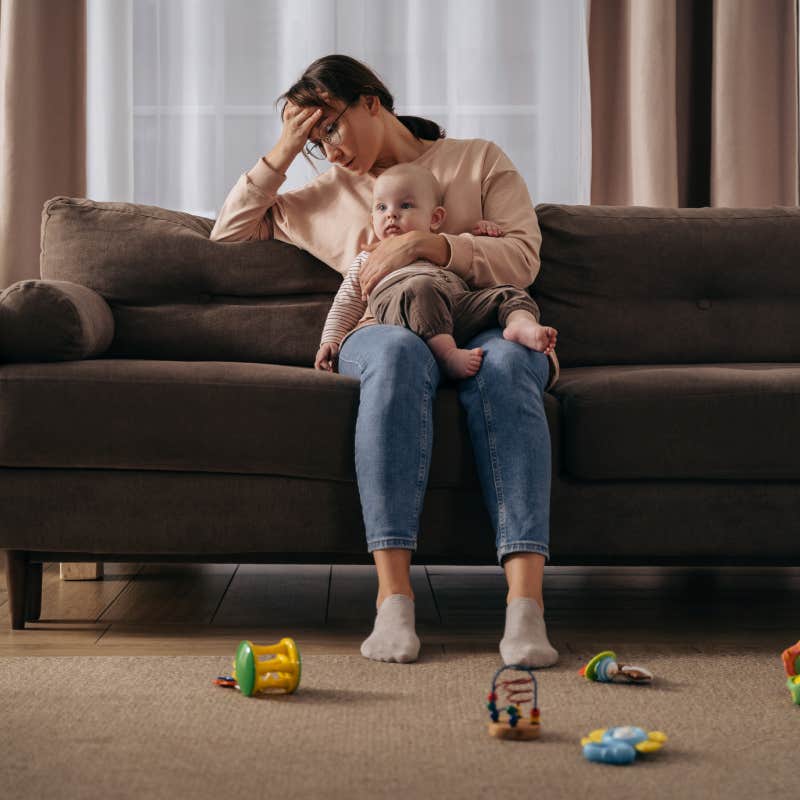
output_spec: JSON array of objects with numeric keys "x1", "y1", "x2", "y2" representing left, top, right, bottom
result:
[
  {"x1": 579, "y1": 650, "x2": 653, "y2": 684},
  {"x1": 581, "y1": 726, "x2": 667, "y2": 765},
  {"x1": 213, "y1": 637, "x2": 302, "y2": 697},
  {"x1": 781, "y1": 639, "x2": 800, "y2": 705},
  {"x1": 486, "y1": 664, "x2": 542, "y2": 740}
]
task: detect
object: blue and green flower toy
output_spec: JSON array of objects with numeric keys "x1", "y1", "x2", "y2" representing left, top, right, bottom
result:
[{"x1": 581, "y1": 725, "x2": 667, "y2": 765}]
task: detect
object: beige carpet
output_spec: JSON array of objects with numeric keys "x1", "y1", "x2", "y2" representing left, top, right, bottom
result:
[{"x1": 0, "y1": 647, "x2": 795, "y2": 799}]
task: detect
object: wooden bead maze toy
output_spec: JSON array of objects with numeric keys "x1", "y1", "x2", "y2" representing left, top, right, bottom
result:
[{"x1": 486, "y1": 664, "x2": 542, "y2": 740}]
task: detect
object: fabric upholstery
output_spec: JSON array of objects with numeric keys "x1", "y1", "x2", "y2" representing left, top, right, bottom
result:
[
  {"x1": 534, "y1": 204, "x2": 800, "y2": 366},
  {"x1": 40, "y1": 196, "x2": 341, "y2": 300},
  {"x1": 40, "y1": 196, "x2": 343, "y2": 366},
  {"x1": 0, "y1": 279, "x2": 113, "y2": 362},
  {"x1": 1, "y1": 467, "x2": 798, "y2": 562},
  {"x1": 552, "y1": 363, "x2": 800, "y2": 479},
  {"x1": 0, "y1": 358, "x2": 560, "y2": 488},
  {"x1": 105, "y1": 297, "x2": 333, "y2": 367}
]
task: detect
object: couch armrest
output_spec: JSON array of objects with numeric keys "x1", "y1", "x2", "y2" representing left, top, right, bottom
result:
[{"x1": 0, "y1": 279, "x2": 114, "y2": 362}]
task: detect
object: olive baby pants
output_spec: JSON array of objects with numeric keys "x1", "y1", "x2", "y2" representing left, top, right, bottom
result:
[{"x1": 368, "y1": 267, "x2": 541, "y2": 347}]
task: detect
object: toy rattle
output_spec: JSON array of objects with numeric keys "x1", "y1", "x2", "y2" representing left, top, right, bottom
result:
[
  {"x1": 579, "y1": 650, "x2": 653, "y2": 684},
  {"x1": 215, "y1": 637, "x2": 302, "y2": 697},
  {"x1": 486, "y1": 664, "x2": 542, "y2": 740},
  {"x1": 581, "y1": 726, "x2": 667, "y2": 765},
  {"x1": 781, "y1": 639, "x2": 800, "y2": 705}
]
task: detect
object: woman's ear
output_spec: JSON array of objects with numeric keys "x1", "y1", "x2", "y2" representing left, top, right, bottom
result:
[
  {"x1": 429, "y1": 206, "x2": 447, "y2": 232},
  {"x1": 364, "y1": 95, "x2": 381, "y2": 115}
]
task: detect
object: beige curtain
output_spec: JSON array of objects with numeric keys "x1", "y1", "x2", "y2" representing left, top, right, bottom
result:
[
  {"x1": 589, "y1": 0, "x2": 798, "y2": 207},
  {"x1": 0, "y1": 0, "x2": 86, "y2": 290}
]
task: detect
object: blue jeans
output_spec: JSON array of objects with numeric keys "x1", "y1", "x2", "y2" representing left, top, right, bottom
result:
[{"x1": 338, "y1": 324, "x2": 552, "y2": 565}]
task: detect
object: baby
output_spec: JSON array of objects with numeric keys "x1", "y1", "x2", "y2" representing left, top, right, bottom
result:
[{"x1": 314, "y1": 163, "x2": 557, "y2": 379}]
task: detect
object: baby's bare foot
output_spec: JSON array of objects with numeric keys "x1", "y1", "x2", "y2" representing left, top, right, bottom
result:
[
  {"x1": 503, "y1": 318, "x2": 557, "y2": 353},
  {"x1": 441, "y1": 347, "x2": 483, "y2": 379}
]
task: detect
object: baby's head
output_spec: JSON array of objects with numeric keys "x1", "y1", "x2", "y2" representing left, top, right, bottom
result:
[{"x1": 371, "y1": 164, "x2": 446, "y2": 241}]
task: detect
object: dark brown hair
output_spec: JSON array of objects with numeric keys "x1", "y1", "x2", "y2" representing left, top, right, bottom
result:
[{"x1": 276, "y1": 54, "x2": 446, "y2": 171}]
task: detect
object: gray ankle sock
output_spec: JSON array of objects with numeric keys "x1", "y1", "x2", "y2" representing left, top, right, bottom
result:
[
  {"x1": 360, "y1": 594, "x2": 420, "y2": 663},
  {"x1": 499, "y1": 597, "x2": 559, "y2": 668}
]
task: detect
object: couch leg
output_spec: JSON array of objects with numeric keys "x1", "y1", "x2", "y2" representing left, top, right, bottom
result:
[
  {"x1": 2, "y1": 552, "x2": 41, "y2": 628},
  {"x1": 4, "y1": 550, "x2": 28, "y2": 630},
  {"x1": 25, "y1": 561, "x2": 43, "y2": 622}
]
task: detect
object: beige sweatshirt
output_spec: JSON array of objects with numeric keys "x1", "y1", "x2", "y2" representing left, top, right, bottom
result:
[{"x1": 209, "y1": 136, "x2": 543, "y2": 350}]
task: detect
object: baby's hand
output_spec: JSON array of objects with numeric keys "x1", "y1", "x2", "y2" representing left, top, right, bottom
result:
[
  {"x1": 472, "y1": 219, "x2": 504, "y2": 237},
  {"x1": 314, "y1": 341, "x2": 340, "y2": 372},
  {"x1": 542, "y1": 325, "x2": 558, "y2": 355}
]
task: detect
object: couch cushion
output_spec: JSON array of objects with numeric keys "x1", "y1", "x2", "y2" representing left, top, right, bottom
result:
[
  {"x1": 552, "y1": 363, "x2": 800, "y2": 479},
  {"x1": 0, "y1": 279, "x2": 114, "y2": 362},
  {"x1": 40, "y1": 197, "x2": 343, "y2": 367},
  {"x1": 0, "y1": 359, "x2": 562, "y2": 489},
  {"x1": 104, "y1": 297, "x2": 333, "y2": 367},
  {"x1": 40, "y1": 197, "x2": 341, "y2": 301},
  {"x1": 534, "y1": 204, "x2": 800, "y2": 366}
]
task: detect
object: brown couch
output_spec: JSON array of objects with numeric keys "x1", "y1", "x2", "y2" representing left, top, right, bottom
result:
[{"x1": 2, "y1": 198, "x2": 799, "y2": 629}]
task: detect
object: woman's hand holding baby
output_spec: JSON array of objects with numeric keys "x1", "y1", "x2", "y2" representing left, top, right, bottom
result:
[
  {"x1": 472, "y1": 219, "x2": 504, "y2": 237},
  {"x1": 357, "y1": 231, "x2": 424, "y2": 300},
  {"x1": 314, "y1": 341, "x2": 340, "y2": 372}
]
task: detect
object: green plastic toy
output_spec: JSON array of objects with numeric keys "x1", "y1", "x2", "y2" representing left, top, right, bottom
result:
[
  {"x1": 232, "y1": 637, "x2": 302, "y2": 697},
  {"x1": 781, "y1": 640, "x2": 800, "y2": 705}
]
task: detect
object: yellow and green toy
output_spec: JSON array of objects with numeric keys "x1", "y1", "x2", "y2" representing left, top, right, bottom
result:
[
  {"x1": 781, "y1": 639, "x2": 800, "y2": 705},
  {"x1": 579, "y1": 650, "x2": 653, "y2": 684},
  {"x1": 232, "y1": 637, "x2": 302, "y2": 697},
  {"x1": 581, "y1": 726, "x2": 667, "y2": 765}
]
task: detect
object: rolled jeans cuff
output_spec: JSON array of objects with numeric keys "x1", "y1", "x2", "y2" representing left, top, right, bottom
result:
[
  {"x1": 497, "y1": 541, "x2": 550, "y2": 566},
  {"x1": 367, "y1": 537, "x2": 418, "y2": 553}
]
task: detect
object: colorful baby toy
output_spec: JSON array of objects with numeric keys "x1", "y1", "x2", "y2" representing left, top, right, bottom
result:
[
  {"x1": 781, "y1": 639, "x2": 800, "y2": 705},
  {"x1": 581, "y1": 726, "x2": 667, "y2": 765},
  {"x1": 486, "y1": 664, "x2": 542, "y2": 740},
  {"x1": 579, "y1": 650, "x2": 653, "y2": 684},
  {"x1": 213, "y1": 637, "x2": 302, "y2": 697}
]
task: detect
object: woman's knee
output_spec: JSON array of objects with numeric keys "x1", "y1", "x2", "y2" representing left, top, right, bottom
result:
[
  {"x1": 473, "y1": 332, "x2": 549, "y2": 388},
  {"x1": 347, "y1": 324, "x2": 439, "y2": 379}
]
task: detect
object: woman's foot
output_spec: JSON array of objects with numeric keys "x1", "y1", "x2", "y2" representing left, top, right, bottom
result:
[
  {"x1": 439, "y1": 346, "x2": 484, "y2": 379},
  {"x1": 503, "y1": 315, "x2": 557, "y2": 353},
  {"x1": 499, "y1": 597, "x2": 559, "y2": 668},
  {"x1": 360, "y1": 594, "x2": 420, "y2": 663}
]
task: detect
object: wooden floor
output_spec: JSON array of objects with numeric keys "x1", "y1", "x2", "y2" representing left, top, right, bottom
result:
[{"x1": 1, "y1": 562, "x2": 798, "y2": 656}]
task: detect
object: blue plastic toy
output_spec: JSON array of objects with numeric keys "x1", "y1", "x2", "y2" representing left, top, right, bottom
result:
[{"x1": 581, "y1": 725, "x2": 667, "y2": 765}]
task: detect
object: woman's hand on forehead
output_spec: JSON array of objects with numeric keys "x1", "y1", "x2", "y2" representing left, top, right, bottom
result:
[{"x1": 310, "y1": 90, "x2": 337, "y2": 132}]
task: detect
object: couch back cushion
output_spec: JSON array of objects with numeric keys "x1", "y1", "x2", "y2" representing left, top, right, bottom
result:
[
  {"x1": 40, "y1": 197, "x2": 342, "y2": 366},
  {"x1": 534, "y1": 204, "x2": 800, "y2": 366}
]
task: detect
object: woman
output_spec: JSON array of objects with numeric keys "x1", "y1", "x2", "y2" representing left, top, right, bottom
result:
[{"x1": 210, "y1": 54, "x2": 558, "y2": 667}]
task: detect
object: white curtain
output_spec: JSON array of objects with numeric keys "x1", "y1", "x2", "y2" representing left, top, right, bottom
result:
[{"x1": 87, "y1": 0, "x2": 591, "y2": 218}]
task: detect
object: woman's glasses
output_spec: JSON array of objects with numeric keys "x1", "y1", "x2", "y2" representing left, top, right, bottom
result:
[{"x1": 304, "y1": 101, "x2": 354, "y2": 160}]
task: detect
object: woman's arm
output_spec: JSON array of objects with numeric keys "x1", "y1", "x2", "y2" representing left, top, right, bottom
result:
[
  {"x1": 358, "y1": 231, "x2": 455, "y2": 298},
  {"x1": 438, "y1": 141, "x2": 542, "y2": 290},
  {"x1": 209, "y1": 151, "x2": 290, "y2": 242},
  {"x1": 210, "y1": 102, "x2": 322, "y2": 242},
  {"x1": 413, "y1": 233, "x2": 451, "y2": 266}
]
